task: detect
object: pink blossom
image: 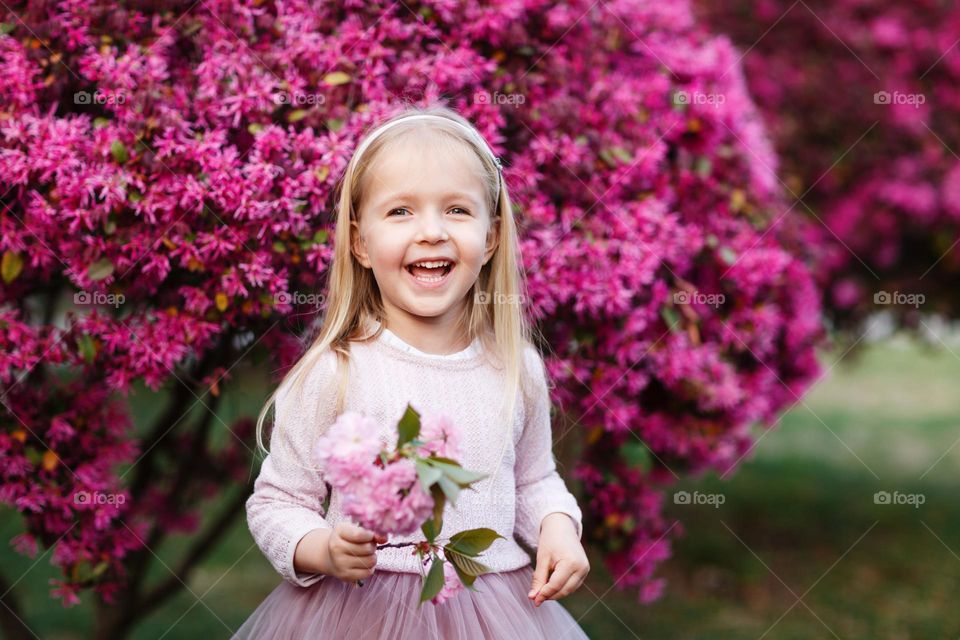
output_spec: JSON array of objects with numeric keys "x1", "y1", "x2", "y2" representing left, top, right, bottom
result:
[
  {"x1": 313, "y1": 411, "x2": 384, "y2": 488},
  {"x1": 419, "y1": 413, "x2": 461, "y2": 459},
  {"x1": 430, "y1": 558, "x2": 466, "y2": 606},
  {"x1": 342, "y1": 458, "x2": 434, "y2": 536}
]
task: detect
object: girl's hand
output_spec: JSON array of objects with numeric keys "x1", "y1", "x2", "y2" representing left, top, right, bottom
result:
[
  {"x1": 528, "y1": 513, "x2": 590, "y2": 606},
  {"x1": 324, "y1": 522, "x2": 388, "y2": 583}
]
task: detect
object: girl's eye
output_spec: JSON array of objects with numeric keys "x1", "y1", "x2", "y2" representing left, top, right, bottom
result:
[{"x1": 387, "y1": 207, "x2": 470, "y2": 216}]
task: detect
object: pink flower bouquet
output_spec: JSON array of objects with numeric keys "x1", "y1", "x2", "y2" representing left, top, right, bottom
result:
[{"x1": 313, "y1": 403, "x2": 503, "y2": 605}]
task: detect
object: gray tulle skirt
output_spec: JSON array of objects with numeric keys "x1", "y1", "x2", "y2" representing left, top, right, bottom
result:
[{"x1": 232, "y1": 564, "x2": 591, "y2": 639}]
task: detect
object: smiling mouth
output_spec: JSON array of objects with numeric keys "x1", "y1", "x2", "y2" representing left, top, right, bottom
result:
[{"x1": 405, "y1": 263, "x2": 454, "y2": 280}]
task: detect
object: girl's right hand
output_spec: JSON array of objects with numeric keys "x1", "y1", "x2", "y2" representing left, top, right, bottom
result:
[{"x1": 324, "y1": 522, "x2": 388, "y2": 583}]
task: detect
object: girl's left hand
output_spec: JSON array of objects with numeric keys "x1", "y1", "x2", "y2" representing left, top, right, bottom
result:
[{"x1": 528, "y1": 513, "x2": 590, "y2": 606}]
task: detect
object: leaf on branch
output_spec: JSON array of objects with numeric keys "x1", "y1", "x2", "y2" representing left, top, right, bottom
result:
[
  {"x1": 397, "y1": 403, "x2": 421, "y2": 448},
  {"x1": 446, "y1": 528, "x2": 504, "y2": 557},
  {"x1": 444, "y1": 547, "x2": 491, "y2": 581},
  {"x1": 415, "y1": 458, "x2": 443, "y2": 488},
  {"x1": 426, "y1": 459, "x2": 487, "y2": 486},
  {"x1": 436, "y1": 474, "x2": 460, "y2": 504},
  {"x1": 420, "y1": 555, "x2": 445, "y2": 603}
]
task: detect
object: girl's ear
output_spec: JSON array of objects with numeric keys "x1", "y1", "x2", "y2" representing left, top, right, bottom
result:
[
  {"x1": 483, "y1": 215, "x2": 500, "y2": 265},
  {"x1": 350, "y1": 219, "x2": 372, "y2": 269}
]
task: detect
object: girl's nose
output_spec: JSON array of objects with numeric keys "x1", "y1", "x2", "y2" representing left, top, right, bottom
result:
[{"x1": 414, "y1": 210, "x2": 449, "y2": 242}]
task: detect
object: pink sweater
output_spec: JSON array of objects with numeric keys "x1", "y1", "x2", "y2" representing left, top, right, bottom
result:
[{"x1": 246, "y1": 323, "x2": 583, "y2": 587}]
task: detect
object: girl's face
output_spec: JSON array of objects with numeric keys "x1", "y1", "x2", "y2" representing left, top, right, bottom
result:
[{"x1": 351, "y1": 133, "x2": 499, "y2": 330}]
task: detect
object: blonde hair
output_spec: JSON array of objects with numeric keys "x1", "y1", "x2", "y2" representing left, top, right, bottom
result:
[{"x1": 254, "y1": 104, "x2": 539, "y2": 482}]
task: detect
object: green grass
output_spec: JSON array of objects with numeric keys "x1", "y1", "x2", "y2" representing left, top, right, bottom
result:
[{"x1": 3, "y1": 335, "x2": 960, "y2": 638}]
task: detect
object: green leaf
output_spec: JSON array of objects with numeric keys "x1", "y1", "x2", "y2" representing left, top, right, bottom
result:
[
  {"x1": 421, "y1": 518, "x2": 438, "y2": 542},
  {"x1": 272, "y1": 241, "x2": 286, "y2": 253},
  {"x1": 415, "y1": 459, "x2": 443, "y2": 488},
  {"x1": 110, "y1": 140, "x2": 128, "y2": 164},
  {"x1": 695, "y1": 156, "x2": 712, "y2": 178},
  {"x1": 420, "y1": 556, "x2": 445, "y2": 603},
  {"x1": 444, "y1": 547, "x2": 491, "y2": 578},
  {"x1": 428, "y1": 460, "x2": 487, "y2": 486},
  {"x1": 396, "y1": 403, "x2": 421, "y2": 447},
  {"x1": 437, "y1": 474, "x2": 460, "y2": 505},
  {"x1": 323, "y1": 71, "x2": 351, "y2": 86},
  {"x1": 430, "y1": 484, "x2": 445, "y2": 532},
  {"x1": 91, "y1": 561, "x2": 110, "y2": 577},
  {"x1": 620, "y1": 439, "x2": 651, "y2": 471},
  {"x1": 610, "y1": 146, "x2": 632, "y2": 163},
  {"x1": 77, "y1": 334, "x2": 97, "y2": 364},
  {"x1": 447, "y1": 552, "x2": 480, "y2": 590},
  {"x1": 446, "y1": 528, "x2": 505, "y2": 557},
  {"x1": 1, "y1": 251, "x2": 23, "y2": 284},
  {"x1": 87, "y1": 258, "x2": 115, "y2": 281},
  {"x1": 286, "y1": 109, "x2": 308, "y2": 123},
  {"x1": 0, "y1": 23, "x2": 15, "y2": 35},
  {"x1": 312, "y1": 229, "x2": 328, "y2": 244},
  {"x1": 660, "y1": 306, "x2": 681, "y2": 332}
]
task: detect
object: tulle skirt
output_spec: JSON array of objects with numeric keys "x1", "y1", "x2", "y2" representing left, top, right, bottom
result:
[{"x1": 232, "y1": 564, "x2": 590, "y2": 639}]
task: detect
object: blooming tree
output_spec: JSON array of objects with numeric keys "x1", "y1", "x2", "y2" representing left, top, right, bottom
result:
[
  {"x1": 0, "y1": 0, "x2": 822, "y2": 636},
  {"x1": 696, "y1": 0, "x2": 960, "y2": 334}
]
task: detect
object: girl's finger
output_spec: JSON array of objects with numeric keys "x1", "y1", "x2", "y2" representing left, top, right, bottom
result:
[
  {"x1": 344, "y1": 540, "x2": 377, "y2": 556},
  {"x1": 535, "y1": 561, "x2": 574, "y2": 604},
  {"x1": 552, "y1": 570, "x2": 585, "y2": 601}
]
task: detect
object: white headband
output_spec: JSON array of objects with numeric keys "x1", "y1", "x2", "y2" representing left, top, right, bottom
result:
[{"x1": 353, "y1": 114, "x2": 502, "y2": 171}]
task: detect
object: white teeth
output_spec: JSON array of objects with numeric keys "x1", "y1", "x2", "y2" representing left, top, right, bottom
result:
[
  {"x1": 411, "y1": 260, "x2": 451, "y2": 269},
  {"x1": 413, "y1": 273, "x2": 445, "y2": 282}
]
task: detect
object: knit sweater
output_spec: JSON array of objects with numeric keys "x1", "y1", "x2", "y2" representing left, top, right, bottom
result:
[{"x1": 246, "y1": 322, "x2": 583, "y2": 588}]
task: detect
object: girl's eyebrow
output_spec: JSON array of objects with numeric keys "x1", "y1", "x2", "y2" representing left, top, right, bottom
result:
[{"x1": 375, "y1": 191, "x2": 481, "y2": 207}]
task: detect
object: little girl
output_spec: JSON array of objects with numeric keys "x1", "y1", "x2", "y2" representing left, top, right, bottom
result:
[{"x1": 233, "y1": 105, "x2": 591, "y2": 639}]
